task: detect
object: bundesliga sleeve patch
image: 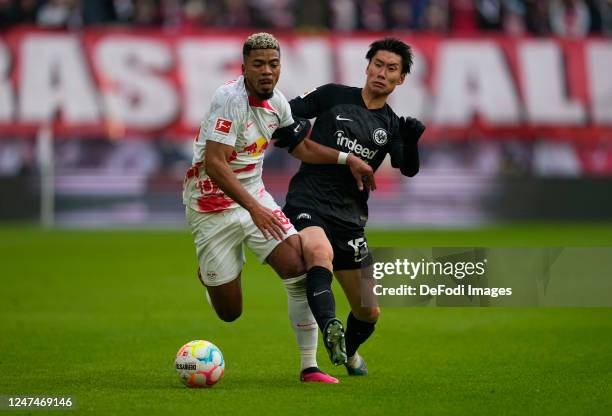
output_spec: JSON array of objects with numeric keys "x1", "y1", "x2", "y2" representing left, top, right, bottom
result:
[{"x1": 214, "y1": 117, "x2": 232, "y2": 135}]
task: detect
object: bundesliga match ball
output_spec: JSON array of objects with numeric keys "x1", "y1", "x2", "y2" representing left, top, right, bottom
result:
[{"x1": 175, "y1": 340, "x2": 225, "y2": 388}]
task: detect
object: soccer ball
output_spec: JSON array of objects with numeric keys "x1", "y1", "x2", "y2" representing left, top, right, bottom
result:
[{"x1": 175, "y1": 340, "x2": 225, "y2": 388}]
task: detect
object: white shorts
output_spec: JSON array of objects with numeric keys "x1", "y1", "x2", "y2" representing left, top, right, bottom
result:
[{"x1": 186, "y1": 191, "x2": 297, "y2": 286}]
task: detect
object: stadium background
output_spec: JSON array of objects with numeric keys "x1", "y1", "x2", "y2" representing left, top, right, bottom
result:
[{"x1": 1, "y1": 1, "x2": 611, "y2": 415}]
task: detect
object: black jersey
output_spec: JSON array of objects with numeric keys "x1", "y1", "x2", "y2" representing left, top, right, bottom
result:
[{"x1": 285, "y1": 83, "x2": 401, "y2": 226}]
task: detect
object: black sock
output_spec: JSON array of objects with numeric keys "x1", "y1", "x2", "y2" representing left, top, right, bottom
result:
[
  {"x1": 306, "y1": 266, "x2": 336, "y2": 332},
  {"x1": 345, "y1": 312, "x2": 376, "y2": 358}
]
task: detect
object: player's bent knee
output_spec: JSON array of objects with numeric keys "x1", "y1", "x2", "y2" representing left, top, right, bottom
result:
[
  {"x1": 311, "y1": 248, "x2": 333, "y2": 266},
  {"x1": 286, "y1": 262, "x2": 306, "y2": 278},
  {"x1": 207, "y1": 280, "x2": 243, "y2": 322},
  {"x1": 284, "y1": 247, "x2": 306, "y2": 277},
  {"x1": 277, "y1": 261, "x2": 305, "y2": 279},
  {"x1": 278, "y1": 249, "x2": 306, "y2": 278},
  {"x1": 215, "y1": 307, "x2": 242, "y2": 322},
  {"x1": 269, "y1": 236, "x2": 306, "y2": 278},
  {"x1": 304, "y1": 243, "x2": 334, "y2": 269}
]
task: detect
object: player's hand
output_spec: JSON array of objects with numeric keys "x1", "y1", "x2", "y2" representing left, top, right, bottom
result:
[
  {"x1": 347, "y1": 153, "x2": 377, "y2": 192},
  {"x1": 248, "y1": 203, "x2": 287, "y2": 241},
  {"x1": 398, "y1": 116, "x2": 426, "y2": 144}
]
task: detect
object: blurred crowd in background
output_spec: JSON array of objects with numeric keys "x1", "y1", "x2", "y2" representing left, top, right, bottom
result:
[
  {"x1": 1, "y1": 0, "x2": 611, "y2": 36},
  {"x1": 1, "y1": 1, "x2": 612, "y2": 225}
]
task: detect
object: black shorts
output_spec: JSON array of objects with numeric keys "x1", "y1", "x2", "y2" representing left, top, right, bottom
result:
[{"x1": 284, "y1": 204, "x2": 372, "y2": 271}]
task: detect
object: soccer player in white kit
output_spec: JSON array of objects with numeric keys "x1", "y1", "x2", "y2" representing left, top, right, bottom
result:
[{"x1": 183, "y1": 33, "x2": 375, "y2": 383}]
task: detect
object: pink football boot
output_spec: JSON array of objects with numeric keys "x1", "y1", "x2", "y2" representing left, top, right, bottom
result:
[{"x1": 300, "y1": 367, "x2": 339, "y2": 383}]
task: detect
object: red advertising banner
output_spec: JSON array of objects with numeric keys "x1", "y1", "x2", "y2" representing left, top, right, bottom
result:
[{"x1": 0, "y1": 28, "x2": 611, "y2": 141}]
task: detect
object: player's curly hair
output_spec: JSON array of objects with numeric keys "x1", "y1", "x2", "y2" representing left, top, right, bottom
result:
[
  {"x1": 366, "y1": 38, "x2": 413, "y2": 75},
  {"x1": 243, "y1": 33, "x2": 280, "y2": 57}
]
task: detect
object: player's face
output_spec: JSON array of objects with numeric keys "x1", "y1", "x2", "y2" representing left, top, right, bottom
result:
[
  {"x1": 365, "y1": 50, "x2": 406, "y2": 97},
  {"x1": 242, "y1": 49, "x2": 281, "y2": 100}
]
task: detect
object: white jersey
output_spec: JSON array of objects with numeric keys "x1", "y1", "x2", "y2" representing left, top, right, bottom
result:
[{"x1": 183, "y1": 76, "x2": 294, "y2": 213}]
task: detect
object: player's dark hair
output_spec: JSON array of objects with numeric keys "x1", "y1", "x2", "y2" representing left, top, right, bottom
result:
[{"x1": 365, "y1": 38, "x2": 413, "y2": 75}]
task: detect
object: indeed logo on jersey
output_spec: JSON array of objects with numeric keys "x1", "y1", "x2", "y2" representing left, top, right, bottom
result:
[{"x1": 335, "y1": 130, "x2": 378, "y2": 160}]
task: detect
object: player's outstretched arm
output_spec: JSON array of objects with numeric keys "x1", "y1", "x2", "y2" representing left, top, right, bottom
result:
[
  {"x1": 205, "y1": 140, "x2": 286, "y2": 240},
  {"x1": 272, "y1": 116, "x2": 341, "y2": 164},
  {"x1": 273, "y1": 117, "x2": 376, "y2": 191},
  {"x1": 292, "y1": 139, "x2": 376, "y2": 191},
  {"x1": 390, "y1": 116, "x2": 425, "y2": 177}
]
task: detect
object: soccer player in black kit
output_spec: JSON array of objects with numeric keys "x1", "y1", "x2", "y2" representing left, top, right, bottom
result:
[{"x1": 275, "y1": 38, "x2": 425, "y2": 375}]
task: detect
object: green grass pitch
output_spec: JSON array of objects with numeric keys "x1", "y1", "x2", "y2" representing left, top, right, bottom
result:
[{"x1": 1, "y1": 224, "x2": 611, "y2": 415}]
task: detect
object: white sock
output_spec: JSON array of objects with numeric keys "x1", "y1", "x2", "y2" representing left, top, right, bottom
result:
[
  {"x1": 347, "y1": 352, "x2": 362, "y2": 368},
  {"x1": 283, "y1": 275, "x2": 318, "y2": 371}
]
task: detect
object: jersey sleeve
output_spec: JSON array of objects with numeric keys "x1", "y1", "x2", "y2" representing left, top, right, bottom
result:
[
  {"x1": 198, "y1": 89, "x2": 245, "y2": 147},
  {"x1": 289, "y1": 84, "x2": 335, "y2": 119},
  {"x1": 275, "y1": 90, "x2": 295, "y2": 128}
]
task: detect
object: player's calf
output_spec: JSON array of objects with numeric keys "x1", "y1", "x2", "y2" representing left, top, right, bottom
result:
[
  {"x1": 211, "y1": 302, "x2": 242, "y2": 322},
  {"x1": 345, "y1": 311, "x2": 377, "y2": 361},
  {"x1": 344, "y1": 311, "x2": 376, "y2": 376},
  {"x1": 306, "y1": 266, "x2": 337, "y2": 331}
]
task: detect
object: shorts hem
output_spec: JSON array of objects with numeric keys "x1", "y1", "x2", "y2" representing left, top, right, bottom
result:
[{"x1": 201, "y1": 271, "x2": 241, "y2": 287}]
